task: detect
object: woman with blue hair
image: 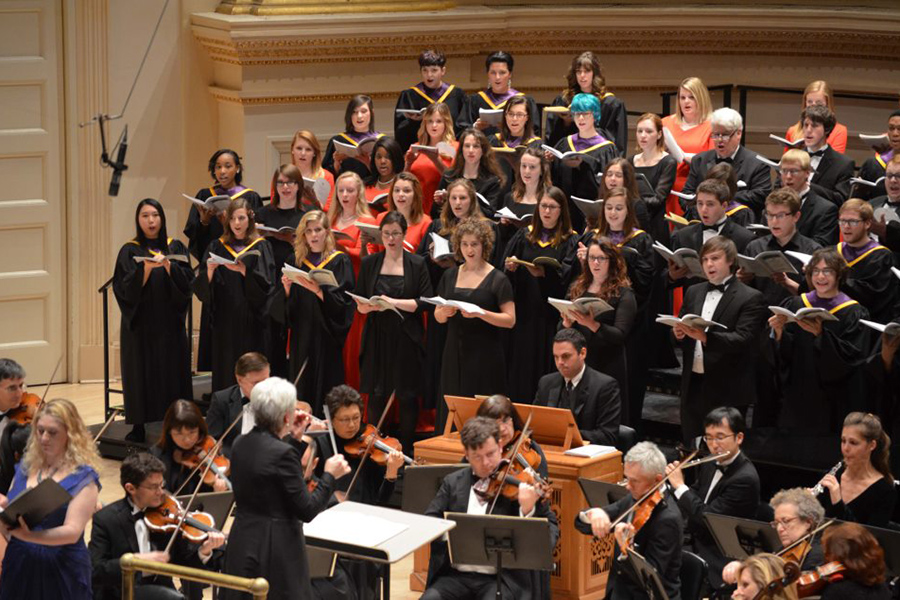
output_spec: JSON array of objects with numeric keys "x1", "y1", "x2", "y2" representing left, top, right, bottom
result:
[{"x1": 547, "y1": 93, "x2": 620, "y2": 231}]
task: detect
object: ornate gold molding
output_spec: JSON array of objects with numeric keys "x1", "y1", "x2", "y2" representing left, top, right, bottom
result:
[{"x1": 216, "y1": 0, "x2": 455, "y2": 15}]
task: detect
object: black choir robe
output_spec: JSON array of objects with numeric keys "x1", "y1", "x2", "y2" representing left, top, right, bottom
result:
[
  {"x1": 438, "y1": 171, "x2": 504, "y2": 214},
  {"x1": 682, "y1": 147, "x2": 773, "y2": 219},
  {"x1": 280, "y1": 250, "x2": 355, "y2": 416},
  {"x1": 463, "y1": 90, "x2": 540, "y2": 139},
  {"x1": 113, "y1": 238, "x2": 194, "y2": 424},
  {"x1": 797, "y1": 188, "x2": 839, "y2": 247},
  {"x1": 322, "y1": 132, "x2": 385, "y2": 179},
  {"x1": 870, "y1": 195, "x2": 900, "y2": 259},
  {"x1": 490, "y1": 133, "x2": 543, "y2": 198},
  {"x1": 183, "y1": 187, "x2": 262, "y2": 370},
  {"x1": 837, "y1": 241, "x2": 899, "y2": 324},
  {"x1": 193, "y1": 236, "x2": 275, "y2": 393},
  {"x1": 394, "y1": 82, "x2": 468, "y2": 151},
  {"x1": 503, "y1": 227, "x2": 578, "y2": 402},
  {"x1": 771, "y1": 293, "x2": 869, "y2": 433},
  {"x1": 851, "y1": 151, "x2": 893, "y2": 201},
  {"x1": 545, "y1": 92, "x2": 629, "y2": 156},
  {"x1": 808, "y1": 146, "x2": 854, "y2": 206},
  {"x1": 743, "y1": 232, "x2": 821, "y2": 307},
  {"x1": 551, "y1": 134, "x2": 619, "y2": 232}
]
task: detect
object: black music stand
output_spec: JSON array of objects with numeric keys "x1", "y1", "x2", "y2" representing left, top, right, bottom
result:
[
  {"x1": 704, "y1": 514, "x2": 782, "y2": 559},
  {"x1": 621, "y1": 548, "x2": 669, "y2": 600},
  {"x1": 401, "y1": 464, "x2": 466, "y2": 515},
  {"x1": 578, "y1": 478, "x2": 630, "y2": 508},
  {"x1": 175, "y1": 491, "x2": 234, "y2": 529},
  {"x1": 307, "y1": 546, "x2": 337, "y2": 579},
  {"x1": 445, "y1": 512, "x2": 553, "y2": 600}
]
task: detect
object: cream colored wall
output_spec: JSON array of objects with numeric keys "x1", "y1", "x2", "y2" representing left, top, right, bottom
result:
[{"x1": 44, "y1": 2, "x2": 900, "y2": 380}]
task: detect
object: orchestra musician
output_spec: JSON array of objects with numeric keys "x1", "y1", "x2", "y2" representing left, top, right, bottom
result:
[
  {"x1": 223, "y1": 377, "x2": 351, "y2": 600},
  {"x1": 476, "y1": 394, "x2": 549, "y2": 480},
  {"x1": 422, "y1": 416, "x2": 557, "y2": 600},
  {"x1": 206, "y1": 352, "x2": 271, "y2": 457},
  {"x1": 151, "y1": 400, "x2": 230, "y2": 494},
  {"x1": 577, "y1": 441, "x2": 683, "y2": 600},
  {"x1": 816, "y1": 522, "x2": 891, "y2": 599},
  {"x1": 0, "y1": 358, "x2": 35, "y2": 494},
  {"x1": 730, "y1": 554, "x2": 798, "y2": 600},
  {"x1": 89, "y1": 453, "x2": 226, "y2": 600},
  {"x1": 0, "y1": 399, "x2": 101, "y2": 600}
]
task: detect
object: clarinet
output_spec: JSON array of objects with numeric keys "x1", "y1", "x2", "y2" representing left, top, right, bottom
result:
[{"x1": 811, "y1": 461, "x2": 843, "y2": 495}]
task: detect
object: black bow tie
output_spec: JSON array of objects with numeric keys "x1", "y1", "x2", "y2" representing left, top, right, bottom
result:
[
  {"x1": 130, "y1": 509, "x2": 145, "y2": 524},
  {"x1": 703, "y1": 223, "x2": 722, "y2": 232},
  {"x1": 708, "y1": 281, "x2": 729, "y2": 294},
  {"x1": 715, "y1": 156, "x2": 733, "y2": 165},
  {"x1": 807, "y1": 149, "x2": 825, "y2": 158},
  {"x1": 716, "y1": 464, "x2": 728, "y2": 474}
]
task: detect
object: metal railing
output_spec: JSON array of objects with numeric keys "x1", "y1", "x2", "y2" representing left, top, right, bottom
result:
[{"x1": 120, "y1": 553, "x2": 269, "y2": 600}]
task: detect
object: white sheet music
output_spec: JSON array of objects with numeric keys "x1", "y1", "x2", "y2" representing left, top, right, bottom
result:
[{"x1": 305, "y1": 509, "x2": 409, "y2": 548}]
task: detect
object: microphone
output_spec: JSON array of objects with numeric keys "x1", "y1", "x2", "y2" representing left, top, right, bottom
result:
[{"x1": 108, "y1": 126, "x2": 128, "y2": 196}]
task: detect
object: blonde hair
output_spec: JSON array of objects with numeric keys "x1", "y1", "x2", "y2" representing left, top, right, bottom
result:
[
  {"x1": 780, "y1": 149, "x2": 811, "y2": 171},
  {"x1": 417, "y1": 102, "x2": 456, "y2": 145},
  {"x1": 293, "y1": 210, "x2": 337, "y2": 265},
  {"x1": 674, "y1": 77, "x2": 713, "y2": 125},
  {"x1": 789, "y1": 81, "x2": 836, "y2": 140},
  {"x1": 329, "y1": 172, "x2": 371, "y2": 225},
  {"x1": 737, "y1": 554, "x2": 798, "y2": 600},
  {"x1": 22, "y1": 398, "x2": 101, "y2": 476}
]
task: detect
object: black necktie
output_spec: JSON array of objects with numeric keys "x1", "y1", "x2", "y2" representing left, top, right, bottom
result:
[
  {"x1": 715, "y1": 156, "x2": 733, "y2": 165},
  {"x1": 559, "y1": 380, "x2": 574, "y2": 409},
  {"x1": 807, "y1": 149, "x2": 825, "y2": 158}
]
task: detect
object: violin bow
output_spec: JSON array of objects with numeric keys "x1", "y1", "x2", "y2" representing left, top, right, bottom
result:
[
  {"x1": 164, "y1": 447, "x2": 221, "y2": 554},
  {"x1": 778, "y1": 518, "x2": 835, "y2": 564},
  {"x1": 171, "y1": 410, "x2": 242, "y2": 497},
  {"x1": 609, "y1": 449, "x2": 699, "y2": 529},
  {"x1": 488, "y1": 411, "x2": 534, "y2": 515},
  {"x1": 38, "y1": 353, "x2": 65, "y2": 410},
  {"x1": 292, "y1": 357, "x2": 309, "y2": 388},
  {"x1": 341, "y1": 390, "x2": 395, "y2": 502}
]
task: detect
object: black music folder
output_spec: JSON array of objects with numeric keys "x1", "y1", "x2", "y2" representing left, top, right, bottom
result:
[{"x1": 0, "y1": 478, "x2": 72, "y2": 528}]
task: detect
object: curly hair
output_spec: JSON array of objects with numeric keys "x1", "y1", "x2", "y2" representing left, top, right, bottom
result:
[
  {"x1": 770, "y1": 488, "x2": 825, "y2": 526},
  {"x1": 22, "y1": 398, "x2": 101, "y2": 475},
  {"x1": 452, "y1": 216, "x2": 494, "y2": 263},
  {"x1": 803, "y1": 247, "x2": 849, "y2": 290},
  {"x1": 823, "y1": 523, "x2": 886, "y2": 586},
  {"x1": 568, "y1": 236, "x2": 631, "y2": 301},
  {"x1": 561, "y1": 51, "x2": 606, "y2": 102}
]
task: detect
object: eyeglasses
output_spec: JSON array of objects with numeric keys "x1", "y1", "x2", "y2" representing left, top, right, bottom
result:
[
  {"x1": 702, "y1": 434, "x2": 735, "y2": 444},
  {"x1": 507, "y1": 112, "x2": 528, "y2": 120},
  {"x1": 764, "y1": 212, "x2": 795, "y2": 221},
  {"x1": 838, "y1": 219, "x2": 862, "y2": 227},
  {"x1": 276, "y1": 181, "x2": 298, "y2": 187},
  {"x1": 770, "y1": 516, "x2": 801, "y2": 530},
  {"x1": 587, "y1": 255, "x2": 609, "y2": 263},
  {"x1": 334, "y1": 415, "x2": 361, "y2": 425},
  {"x1": 381, "y1": 230, "x2": 404, "y2": 239},
  {"x1": 778, "y1": 168, "x2": 804, "y2": 177},
  {"x1": 139, "y1": 481, "x2": 165, "y2": 492},
  {"x1": 539, "y1": 203, "x2": 561, "y2": 211},
  {"x1": 572, "y1": 112, "x2": 593, "y2": 119},
  {"x1": 885, "y1": 173, "x2": 900, "y2": 181},
  {"x1": 811, "y1": 268, "x2": 836, "y2": 276},
  {"x1": 710, "y1": 131, "x2": 737, "y2": 141}
]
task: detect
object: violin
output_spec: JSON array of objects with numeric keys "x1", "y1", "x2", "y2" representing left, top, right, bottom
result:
[
  {"x1": 473, "y1": 458, "x2": 553, "y2": 503},
  {"x1": 6, "y1": 392, "x2": 40, "y2": 426},
  {"x1": 342, "y1": 424, "x2": 416, "y2": 466},
  {"x1": 504, "y1": 432, "x2": 551, "y2": 489},
  {"x1": 173, "y1": 435, "x2": 231, "y2": 488},
  {"x1": 144, "y1": 494, "x2": 221, "y2": 543},
  {"x1": 616, "y1": 488, "x2": 662, "y2": 558},
  {"x1": 751, "y1": 560, "x2": 801, "y2": 600},
  {"x1": 796, "y1": 561, "x2": 845, "y2": 598}
]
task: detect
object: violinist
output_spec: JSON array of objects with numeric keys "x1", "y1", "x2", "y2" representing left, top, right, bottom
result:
[
  {"x1": 224, "y1": 377, "x2": 351, "y2": 600},
  {"x1": 731, "y1": 554, "x2": 798, "y2": 600},
  {"x1": 0, "y1": 358, "x2": 34, "y2": 493},
  {"x1": 723, "y1": 489, "x2": 825, "y2": 585},
  {"x1": 814, "y1": 522, "x2": 890, "y2": 599},
  {"x1": 207, "y1": 352, "x2": 270, "y2": 458},
  {"x1": 476, "y1": 394, "x2": 548, "y2": 481},
  {"x1": 422, "y1": 416, "x2": 557, "y2": 600},
  {"x1": 151, "y1": 400, "x2": 229, "y2": 494},
  {"x1": 667, "y1": 407, "x2": 760, "y2": 588},
  {"x1": 89, "y1": 453, "x2": 226, "y2": 600},
  {"x1": 813, "y1": 412, "x2": 895, "y2": 528},
  {"x1": 576, "y1": 441, "x2": 682, "y2": 600}
]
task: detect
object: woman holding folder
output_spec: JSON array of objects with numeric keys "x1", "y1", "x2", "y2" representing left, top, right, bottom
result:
[
  {"x1": 434, "y1": 217, "x2": 515, "y2": 428},
  {"x1": 0, "y1": 399, "x2": 101, "y2": 600},
  {"x1": 353, "y1": 211, "x2": 433, "y2": 451},
  {"x1": 281, "y1": 210, "x2": 355, "y2": 415},
  {"x1": 404, "y1": 102, "x2": 457, "y2": 217},
  {"x1": 322, "y1": 95, "x2": 383, "y2": 180},
  {"x1": 503, "y1": 186, "x2": 577, "y2": 401},
  {"x1": 290, "y1": 129, "x2": 334, "y2": 211}
]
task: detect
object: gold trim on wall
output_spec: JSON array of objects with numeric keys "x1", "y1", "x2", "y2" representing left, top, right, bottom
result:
[{"x1": 217, "y1": 1, "x2": 456, "y2": 15}]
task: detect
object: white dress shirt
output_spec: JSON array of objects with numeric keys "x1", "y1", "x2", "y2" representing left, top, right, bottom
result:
[{"x1": 691, "y1": 276, "x2": 732, "y2": 374}]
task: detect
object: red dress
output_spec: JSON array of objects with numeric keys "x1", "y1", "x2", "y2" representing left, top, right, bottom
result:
[
  {"x1": 333, "y1": 214, "x2": 376, "y2": 390},
  {"x1": 408, "y1": 141, "x2": 457, "y2": 216},
  {"x1": 660, "y1": 116, "x2": 713, "y2": 216},
  {"x1": 310, "y1": 168, "x2": 335, "y2": 212},
  {"x1": 364, "y1": 184, "x2": 391, "y2": 218}
]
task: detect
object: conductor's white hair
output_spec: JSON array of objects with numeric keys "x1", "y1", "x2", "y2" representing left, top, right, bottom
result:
[
  {"x1": 624, "y1": 441, "x2": 666, "y2": 476},
  {"x1": 711, "y1": 107, "x2": 743, "y2": 133},
  {"x1": 250, "y1": 377, "x2": 295, "y2": 433}
]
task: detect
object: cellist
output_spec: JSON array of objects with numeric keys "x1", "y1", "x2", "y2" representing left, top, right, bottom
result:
[{"x1": 576, "y1": 441, "x2": 683, "y2": 600}]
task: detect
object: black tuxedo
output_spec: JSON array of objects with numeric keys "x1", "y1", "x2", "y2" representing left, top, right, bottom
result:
[
  {"x1": 89, "y1": 497, "x2": 215, "y2": 600},
  {"x1": 575, "y1": 493, "x2": 683, "y2": 600},
  {"x1": 206, "y1": 384, "x2": 246, "y2": 457},
  {"x1": 669, "y1": 219, "x2": 756, "y2": 290},
  {"x1": 678, "y1": 280, "x2": 766, "y2": 438},
  {"x1": 854, "y1": 155, "x2": 890, "y2": 201},
  {"x1": 808, "y1": 146, "x2": 854, "y2": 206},
  {"x1": 682, "y1": 147, "x2": 773, "y2": 218},
  {"x1": 797, "y1": 188, "x2": 839, "y2": 247},
  {"x1": 534, "y1": 366, "x2": 621, "y2": 446},
  {"x1": 424, "y1": 467, "x2": 559, "y2": 600},
  {"x1": 675, "y1": 452, "x2": 760, "y2": 587}
]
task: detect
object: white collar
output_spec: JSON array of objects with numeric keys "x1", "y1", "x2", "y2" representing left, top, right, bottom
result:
[{"x1": 566, "y1": 363, "x2": 587, "y2": 389}]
